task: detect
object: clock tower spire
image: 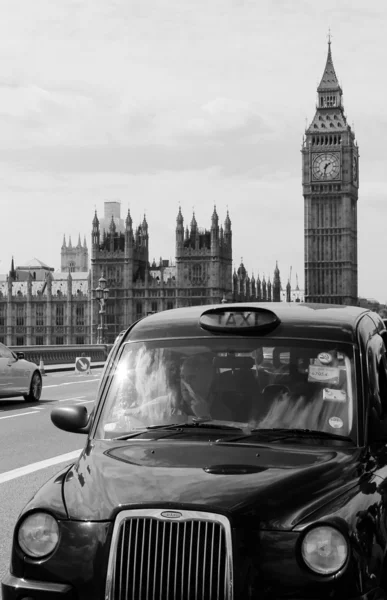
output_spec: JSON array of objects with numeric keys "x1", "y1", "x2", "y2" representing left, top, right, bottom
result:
[{"x1": 302, "y1": 38, "x2": 359, "y2": 305}]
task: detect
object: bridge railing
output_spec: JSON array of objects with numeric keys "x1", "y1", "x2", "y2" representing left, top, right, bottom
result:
[{"x1": 9, "y1": 344, "x2": 113, "y2": 366}]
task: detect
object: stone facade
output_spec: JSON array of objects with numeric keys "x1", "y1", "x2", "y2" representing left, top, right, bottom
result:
[
  {"x1": 0, "y1": 202, "x2": 299, "y2": 346},
  {"x1": 302, "y1": 40, "x2": 359, "y2": 305}
]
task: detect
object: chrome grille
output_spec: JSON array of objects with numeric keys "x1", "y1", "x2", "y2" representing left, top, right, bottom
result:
[{"x1": 105, "y1": 509, "x2": 234, "y2": 600}]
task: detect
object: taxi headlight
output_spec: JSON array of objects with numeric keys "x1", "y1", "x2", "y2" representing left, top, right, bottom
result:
[
  {"x1": 17, "y1": 512, "x2": 59, "y2": 558},
  {"x1": 301, "y1": 525, "x2": 348, "y2": 575}
]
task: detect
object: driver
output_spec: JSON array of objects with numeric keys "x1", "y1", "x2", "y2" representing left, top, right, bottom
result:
[{"x1": 180, "y1": 353, "x2": 216, "y2": 419}]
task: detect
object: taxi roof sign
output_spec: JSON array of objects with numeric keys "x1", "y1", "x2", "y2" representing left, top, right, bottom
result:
[{"x1": 199, "y1": 307, "x2": 280, "y2": 333}]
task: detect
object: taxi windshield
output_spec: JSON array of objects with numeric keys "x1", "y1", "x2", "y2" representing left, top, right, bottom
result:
[{"x1": 96, "y1": 338, "x2": 357, "y2": 441}]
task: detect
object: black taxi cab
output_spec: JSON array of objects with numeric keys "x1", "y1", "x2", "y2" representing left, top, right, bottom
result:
[{"x1": 3, "y1": 302, "x2": 387, "y2": 600}]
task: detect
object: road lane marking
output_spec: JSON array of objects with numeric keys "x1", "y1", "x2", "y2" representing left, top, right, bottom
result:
[
  {"x1": 0, "y1": 411, "x2": 38, "y2": 420},
  {"x1": 0, "y1": 449, "x2": 83, "y2": 484},
  {"x1": 58, "y1": 396, "x2": 86, "y2": 402},
  {"x1": 75, "y1": 400, "x2": 94, "y2": 404},
  {"x1": 44, "y1": 380, "x2": 98, "y2": 388}
]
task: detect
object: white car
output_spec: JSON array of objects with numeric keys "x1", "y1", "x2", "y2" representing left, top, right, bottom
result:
[{"x1": 0, "y1": 342, "x2": 42, "y2": 402}]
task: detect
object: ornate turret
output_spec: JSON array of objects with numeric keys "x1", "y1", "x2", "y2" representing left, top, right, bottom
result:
[
  {"x1": 190, "y1": 212, "x2": 197, "y2": 233},
  {"x1": 211, "y1": 206, "x2": 218, "y2": 228},
  {"x1": 109, "y1": 216, "x2": 116, "y2": 234},
  {"x1": 286, "y1": 279, "x2": 291, "y2": 302},
  {"x1": 267, "y1": 277, "x2": 272, "y2": 302},
  {"x1": 142, "y1": 214, "x2": 148, "y2": 233},
  {"x1": 273, "y1": 261, "x2": 281, "y2": 302},
  {"x1": 9, "y1": 257, "x2": 16, "y2": 282},
  {"x1": 262, "y1": 275, "x2": 267, "y2": 301},
  {"x1": 176, "y1": 207, "x2": 184, "y2": 254},
  {"x1": 256, "y1": 274, "x2": 262, "y2": 301},
  {"x1": 62, "y1": 235, "x2": 67, "y2": 249},
  {"x1": 211, "y1": 206, "x2": 219, "y2": 255},
  {"x1": 125, "y1": 209, "x2": 133, "y2": 230},
  {"x1": 317, "y1": 37, "x2": 343, "y2": 109}
]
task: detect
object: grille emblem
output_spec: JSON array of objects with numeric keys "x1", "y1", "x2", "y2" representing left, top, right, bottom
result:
[{"x1": 160, "y1": 511, "x2": 182, "y2": 519}]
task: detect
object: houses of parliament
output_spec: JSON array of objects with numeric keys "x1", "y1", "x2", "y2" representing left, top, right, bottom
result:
[
  {"x1": 0, "y1": 201, "x2": 298, "y2": 346},
  {"x1": 0, "y1": 39, "x2": 355, "y2": 346}
]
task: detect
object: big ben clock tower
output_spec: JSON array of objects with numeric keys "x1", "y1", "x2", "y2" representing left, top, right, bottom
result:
[{"x1": 302, "y1": 39, "x2": 359, "y2": 305}]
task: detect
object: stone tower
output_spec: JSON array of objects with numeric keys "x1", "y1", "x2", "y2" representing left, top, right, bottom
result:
[
  {"x1": 302, "y1": 39, "x2": 359, "y2": 305},
  {"x1": 175, "y1": 207, "x2": 232, "y2": 306},
  {"x1": 91, "y1": 203, "x2": 150, "y2": 341},
  {"x1": 61, "y1": 234, "x2": 88, "y2": 272}
]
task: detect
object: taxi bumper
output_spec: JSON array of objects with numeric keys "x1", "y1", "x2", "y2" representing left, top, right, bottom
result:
[{"x1": 1, "y1": 573, "x2": 75, "y2": 599}]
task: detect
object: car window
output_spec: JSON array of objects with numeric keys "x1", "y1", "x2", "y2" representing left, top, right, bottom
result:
[
  {"x1": 95, "y1": 338, "x2": 356, "y2": 441},
  {"x1": 0, "y1": 343, "x2": 14, "y2": 360},
  {"x1": 367, "y1": 334, "x2": 387, "y2": 440}
]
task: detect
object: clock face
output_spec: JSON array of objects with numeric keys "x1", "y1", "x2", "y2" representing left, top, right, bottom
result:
[
  {"x1": 352, "y1": 156, "x2": 358, "y2": 182},
  {"x1": 312, "y1": 153, "x2": 341, "y2": 181}
]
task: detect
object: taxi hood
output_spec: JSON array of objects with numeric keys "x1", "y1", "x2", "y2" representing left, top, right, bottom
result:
[{"x1": 62, "y1": 438, "x2": 361, "y2": 528}]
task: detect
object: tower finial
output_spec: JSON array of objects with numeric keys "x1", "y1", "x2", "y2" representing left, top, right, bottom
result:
[{"x1": 327, "y1": 28, "x2": 332, "y2": 47}]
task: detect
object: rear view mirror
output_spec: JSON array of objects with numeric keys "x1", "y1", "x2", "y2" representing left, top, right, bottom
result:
[
  {"x1": 51, "y1": 405, "x2": 91, "y2": 434},
  {"x1": 15, "y1": 352, "x2": 25, "y2": 360}
]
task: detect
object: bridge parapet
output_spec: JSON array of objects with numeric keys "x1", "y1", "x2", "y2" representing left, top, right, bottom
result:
[{"x1": 9, "y1": 344, "x2": 112, "y2": 366}]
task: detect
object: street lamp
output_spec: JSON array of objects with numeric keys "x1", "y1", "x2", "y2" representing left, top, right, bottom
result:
[{"x1": 95, "y1": 275, "x2": 109, "y2": 344}]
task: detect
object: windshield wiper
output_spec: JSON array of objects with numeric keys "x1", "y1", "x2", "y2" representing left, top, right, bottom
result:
[
  {"x1": 146, "y1": 420, "x2": 244, "y2": 431},
  {"x1": 249, "y1": 427, "x2": 352, "y2": 442},
  {"x1": 111, "y1": 421, "x2": 244, "y2": 439}
]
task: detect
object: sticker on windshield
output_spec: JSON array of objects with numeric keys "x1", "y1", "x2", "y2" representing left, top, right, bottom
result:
[
  {"x1": 308, "y1": 365, "x2": 340, "y2": 384},
  {"x1": 317, "y1": 352, "x2": 333, "y2": 364},
  {"x1": 329, "y1": 416, "x2": 343, "y2": 429},
  {"x1": 323, "y1": 388, "x2": 346, "y2": 402}
]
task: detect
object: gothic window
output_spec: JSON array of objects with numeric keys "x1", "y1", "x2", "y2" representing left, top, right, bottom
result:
[
  {"x1": 106, "y1": 303, "x2": 115, "y2": 325},
  {"x1": 56, "y1": 305, "x2": 64, "y2": 326},
  {"x1": 191, "y1": 264, "x2": 202, "y2": 284},
  {"x1": 76, "y1": 304, "x2": 85, "y2": 326},
  {"x1": 136, "y1": 302, "x2": 142, "y2": 318},
  {"x1": 35, "y1": 336, "x2": 44, "y2": 346},
  {"x1": 151, "y1": 301, "x2": 158, "y2": 313},
  {"x1": 56, "y1": 336, "x2": 64, "y2": 345},
  {"x1": 321, "y1": 124, "x2": 325, "y2": 128},
  {"x1": 167, "y1": 301, "x2": 174, "y2": 310},
  {"x1": 16, "y1": 305, "x2": 24, "y2": 326},
  {"x1": 0, "y1": 305, "x2": 5, "y2": 326},
  {"x1": 36, "y1": 305, "x2": 44, "y2": 326}
]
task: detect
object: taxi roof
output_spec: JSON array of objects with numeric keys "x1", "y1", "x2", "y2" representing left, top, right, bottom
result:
[{"x1": 127, "y1": 302, "x2": 372, "y2": 344}]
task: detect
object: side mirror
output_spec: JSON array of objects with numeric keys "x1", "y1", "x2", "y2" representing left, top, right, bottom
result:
[
  {"x1": 51, "y1": 405, "x2": 91, "y2": 434},
  {"x1": 15, "y1": 352, "x2": 24, "y2": 360}
]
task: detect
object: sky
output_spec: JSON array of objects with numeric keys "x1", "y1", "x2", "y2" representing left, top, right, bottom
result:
[{"x1": 0, "y1": 0, "x2": 386, "y2": 300}]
